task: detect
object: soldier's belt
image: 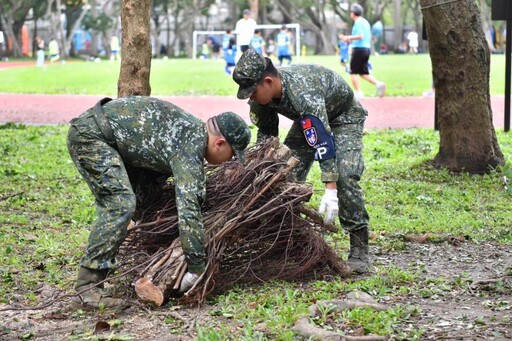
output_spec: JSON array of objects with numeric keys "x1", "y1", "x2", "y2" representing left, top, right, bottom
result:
[{"x1": 93, "y1": 97, "x2": 117, "y2": 148}]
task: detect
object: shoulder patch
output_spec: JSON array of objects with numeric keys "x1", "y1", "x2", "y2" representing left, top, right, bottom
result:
[
  {"x1": 300, "y1": 114, "x2": 336, "y2": 161},
  {"x1": 250, "y1": 111, "x2": 260, "y2": 125}
]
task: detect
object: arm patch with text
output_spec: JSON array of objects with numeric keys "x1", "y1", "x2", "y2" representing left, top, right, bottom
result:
[{"x1": 300, "y1": 114, "x2": 336, "y2": 161}]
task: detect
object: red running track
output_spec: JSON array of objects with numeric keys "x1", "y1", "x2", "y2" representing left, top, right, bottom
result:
[{"x1": 0, "y1": 93, "x2": 507, "y2": 130}]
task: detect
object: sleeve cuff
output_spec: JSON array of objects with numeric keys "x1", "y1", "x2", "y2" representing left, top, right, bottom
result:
[{"x1": 321, "y1": 172, "x2": 339, "y2": 183}]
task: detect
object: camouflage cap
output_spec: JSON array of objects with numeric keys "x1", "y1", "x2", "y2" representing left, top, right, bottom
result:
[
  {"x1": 232, "y1": 47, "x2": 267, "y2": 99},
  {"x1": 215, "y1": 111, "x2": 251, "y2": 162}
]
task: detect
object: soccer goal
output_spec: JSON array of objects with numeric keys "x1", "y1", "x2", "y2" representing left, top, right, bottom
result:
[{"x1": 192, "y1": 23, "x2": 301, "y2": 62}]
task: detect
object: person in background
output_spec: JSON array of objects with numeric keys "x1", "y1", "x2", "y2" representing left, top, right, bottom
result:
[
  {"x1": 222, "y1": 29, "x2": 234, "y2": 53},
  {"x1": 407, "y1": 30, "x2": 419, "y2": 54},
  {"x1": 223, "y1": 35, "x2": 237, "y2": 75},
  {"x1": 337, "y1": 32, "x2": 350, "y2": 74},
  {"x1": 0, "y1": 31, "x2": 4, "y2": 61},
  {"x1": 110, "y1": 36, "x2": 120, "y2": 61},
  {"x1": 250, "y1": 29, "x2": 266, "y2": 55},
  {"x1": 339, "y1": 3, "x2": 386, "y2": 99},
  {"x1": 200, "y1": 42, "x2": 209, "y2": 59},
  {"x1": 266, "y1": 39, "x2": 276, "y2": 58},
  {"x1": 276, "y1": 25, "x2": 292, "y2": 66},
  {"x1": 207, "y1": 35, "x2": 222, "y2": 59},
  {"x1": 48, "y1": 39, "x2": 60, "y2": 63},
  {"x1": 235, "y1": 9, "x2": 257, "y2": 53},
  {"x1": 67, "y1": 96, "x2": 251, "y2": 308},
  {"x1": 35, "y1": 37, "x2": 45, "y2": 67},
  {"x1": 371, "y1": 17, "x2": 383, "y2": 56},
  {"x1": 232, "y1": 48, "x2": 372, "y2": 274}
]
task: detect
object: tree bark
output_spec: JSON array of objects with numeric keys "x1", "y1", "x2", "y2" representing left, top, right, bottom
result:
[
  {"x1": 421, "y1": 0, "x2": 504, "y2": 174},
  {"x1": 118, "y1": 0, "x2": 152, "y2": 97}
]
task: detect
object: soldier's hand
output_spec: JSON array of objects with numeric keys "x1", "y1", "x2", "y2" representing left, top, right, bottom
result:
[
  {"x1": 319, "y1": 189, "x2": 339, "y2": 225},
  {"x1": 179, "y1": 272, "x2": 200, "y2": 294}
]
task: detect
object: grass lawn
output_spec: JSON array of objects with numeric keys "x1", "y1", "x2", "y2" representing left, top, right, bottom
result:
[
  {"x1": 0, "y1": 124, "x2": 510, "y2": 339},
  {"x1": 0, "y1": 53, "x2": 506, "y2": 97}
]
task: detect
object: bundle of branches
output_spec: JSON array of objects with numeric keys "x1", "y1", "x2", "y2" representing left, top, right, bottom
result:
[{"x1": 118, "y1": 138, "x2": 351, "y2": 305}]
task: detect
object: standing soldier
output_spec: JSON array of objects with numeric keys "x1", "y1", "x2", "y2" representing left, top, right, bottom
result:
[
  {"x1": 232, "y1": 48, "x2": 371, "y2": 274},
  {"x1": 67, "y1": 97, "x2": 251, "y2": 308}
]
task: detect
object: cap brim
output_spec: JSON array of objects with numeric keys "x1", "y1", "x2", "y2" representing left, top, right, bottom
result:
[
  {"x1": 234, "y1": 149, "x2": 246, "y2": 163},
  {"x1": 237, "y1": 83, "x2": 257, "y2": 100}
]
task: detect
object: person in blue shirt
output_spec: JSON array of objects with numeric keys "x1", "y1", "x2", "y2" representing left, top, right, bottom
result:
[
  {"x1": 339, "y1": 4, "x2": 386, "y2": 99},
  {"x1": 337, "y1": 32, "x2": 350, "y2": 74},
  {"x1": 222, "y1": 29, "x2": 234, "y2": 52},
  {"x1": 371, "y1": 17, "x2": 383, "y2": 55},
  {"x1": 276, "y1": 25, "x2": 292, "y2": 66},
  {"x1": 250, "y1": 29, "x2": 266, "y2": 55},
  {"x1": 207, "y1": 35, "x2": 221, "y2": 59},
  {"x1": 223, "y1": 35, "x2": 237, "y2": 75}
]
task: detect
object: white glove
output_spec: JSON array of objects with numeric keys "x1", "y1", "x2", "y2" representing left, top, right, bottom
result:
[
  {"x1": 318, "y1": 189, "x2": 339, "y2": 225},
  {"x1": 179, "y1": 272, "x2": 200, "y2": 294}
]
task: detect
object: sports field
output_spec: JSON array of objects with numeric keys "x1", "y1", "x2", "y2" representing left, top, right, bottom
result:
[{"x1": 0, "y1": 53, "x2": 506, "y2": 97}]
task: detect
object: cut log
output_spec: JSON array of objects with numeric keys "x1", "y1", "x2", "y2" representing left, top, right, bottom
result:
[{"x1": 134, "y1": 239, "x2": 185, "y2": 305}]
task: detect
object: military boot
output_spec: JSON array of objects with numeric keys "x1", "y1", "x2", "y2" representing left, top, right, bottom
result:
[
  {"x1": 347, "y1": 227, "x2": 370, "y2": 274},
  {"x1": 74, "y1": 267, "x2": 129, "y2": 309}
]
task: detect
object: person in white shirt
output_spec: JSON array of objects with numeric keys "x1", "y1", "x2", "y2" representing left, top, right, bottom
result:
[
  {"x1": 235, "y1": 9, "x2": 257, "y2": 53},
  {"x1": 0, "y1": 31, "x2": 5, "y2": 60},
  {"x1": 407, "y1": 30, "x2": 419, "y2": 54}
]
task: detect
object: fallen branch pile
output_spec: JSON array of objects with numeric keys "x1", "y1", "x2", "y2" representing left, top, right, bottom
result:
[{"x1": 118, "y1": 138, "x2": 351, "y2": 305}]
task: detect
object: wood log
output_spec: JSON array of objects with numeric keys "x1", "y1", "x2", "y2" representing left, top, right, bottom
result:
[
  {"x1": 298, "y1": 205, "x2": 338, "y2": 233},
  {"x1": 134, "y1": 239, "x2": 185, "y2": 305}
]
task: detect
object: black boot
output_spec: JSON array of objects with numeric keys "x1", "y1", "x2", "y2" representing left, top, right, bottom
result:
[
  {"x1": 74, "y1": 267, "x2": 129, "y2": 309},
  {"x1": 347, "y1": 227, "x2": 370, "y2": 274}
]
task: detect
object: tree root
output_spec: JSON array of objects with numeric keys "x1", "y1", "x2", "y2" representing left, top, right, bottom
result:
[
  {"x1": 292, "y1": 292, "x2": 388, "y2": 340},
  {"x1": 403, "y1": 233, "x2": 465, "y2": 246}
]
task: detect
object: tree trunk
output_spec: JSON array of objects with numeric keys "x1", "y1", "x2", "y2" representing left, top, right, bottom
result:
[
  {"x1": 117, "y1": 0, "x2": 152, "y2": 97},
  {"x1": 421, "y1": 0, "x2": 504, "y2": 174},
  {"x1": 248, "y1": 0, "x2": 259, "y2": 22},
  {"x1": 393, "y1": 0, "x2": 402, "y2": 51}
]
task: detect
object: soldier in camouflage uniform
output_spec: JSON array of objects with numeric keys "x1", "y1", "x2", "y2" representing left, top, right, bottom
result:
[
  {"x1": 232, "y1": 48, "x2": 370, "y2": 274},
  {"x1": 67, "y1": 96, "x2": 251, "y2": 307}
]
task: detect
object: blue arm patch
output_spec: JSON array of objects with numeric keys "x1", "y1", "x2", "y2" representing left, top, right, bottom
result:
[{"x1": 300, "y1": 114, "x2": 336, "y2": 161}]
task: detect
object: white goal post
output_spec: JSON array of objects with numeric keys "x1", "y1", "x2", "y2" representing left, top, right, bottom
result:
[{"x1": 192, "y1": 23, "x2": 301, "y2": 62}]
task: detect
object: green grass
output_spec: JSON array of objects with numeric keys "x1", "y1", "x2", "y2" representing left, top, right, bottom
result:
[
  {"x1": 0, "y1": 124, "x2": 510, "y2": 339},
  {"x1": 0, "y1": 53, "x2": 507, "y2": 97}
]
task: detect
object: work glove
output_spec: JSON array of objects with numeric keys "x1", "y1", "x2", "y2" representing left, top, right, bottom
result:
[
  {"x1": 318, "y1": 188, "x2": 339, "y2": 225},
  {"x1": 178, "y1": 272, "x2": 200, "y2": 294}
]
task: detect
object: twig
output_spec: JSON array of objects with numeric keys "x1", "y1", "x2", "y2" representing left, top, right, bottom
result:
[{"x1": 0, "y1": 191, "x2": 24, "y2": 201}]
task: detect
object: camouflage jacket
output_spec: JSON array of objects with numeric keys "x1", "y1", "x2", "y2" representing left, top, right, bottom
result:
[
  {"x1": 104, "y1": 96, "x2": 207, "y2": 243},
  {"x1": 248, "y1": 64, "x2": 366, "y2": 182}
]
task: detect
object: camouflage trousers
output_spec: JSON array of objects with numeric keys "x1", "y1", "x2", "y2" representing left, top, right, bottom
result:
[
  {"x1": 284, "y1": 120, "x2": 369, "y2": 232},
  {"x1": 67, "y1": 114, "x2": 136, "y2": 270}
]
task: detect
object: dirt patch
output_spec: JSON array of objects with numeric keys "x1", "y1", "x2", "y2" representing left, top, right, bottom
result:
[
  {"x1": 1, "y1": 240, "x2": 511, "y2": 340},
  {"x1": 373, "y1": 241, "x2": 512, "y2": 340}
]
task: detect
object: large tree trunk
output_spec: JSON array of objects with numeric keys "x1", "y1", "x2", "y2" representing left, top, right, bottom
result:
[
  {"x1": 421, "y1": 0, "x2": 504, "y2": 174},
  {"x1": 118, "y1": 0, "x2": 152, "y2": 97}
]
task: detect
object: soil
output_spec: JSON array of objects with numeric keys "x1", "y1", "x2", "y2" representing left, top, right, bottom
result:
[{"x1": 1, "y1": 239, "x2": 510, "y2": 340}]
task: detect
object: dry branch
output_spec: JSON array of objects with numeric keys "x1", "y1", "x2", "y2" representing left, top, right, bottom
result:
[{"x1": 118, "y1": 138, "x2": 351, "y2": 305}]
